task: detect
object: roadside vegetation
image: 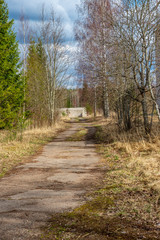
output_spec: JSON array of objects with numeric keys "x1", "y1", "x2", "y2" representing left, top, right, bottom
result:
[
  {"x1": 0, "y1": 120, "x2": 68, "y2": 178},
  {"x1": 41, "y1": 116, "x2": 160, "y2": 240}
]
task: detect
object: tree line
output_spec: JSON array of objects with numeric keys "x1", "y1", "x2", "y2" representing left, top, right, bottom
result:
[
  {"x1": 1, "y1": 0, "x2": 160, "y2": 134},
  {"x1": 75, "y1": 0, "x2": 160, "y2": 133},
  {"x1": 0, "y1": 0, "x2": 71, "y2": 130}
]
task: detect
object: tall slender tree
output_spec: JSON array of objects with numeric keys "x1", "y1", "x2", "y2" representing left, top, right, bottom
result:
[
  {"x1": 75, "y1": 0, "x2": 112, "y2": 118},
  {"x1": 41, "y1": 8, "x2": 71, "y2": 125},
  {"x1": 0, "y1": 0, "x2": 23, "y2": 128},
  {"x1": 26, "y1": 39, "x2": 48, "y2": 126}
]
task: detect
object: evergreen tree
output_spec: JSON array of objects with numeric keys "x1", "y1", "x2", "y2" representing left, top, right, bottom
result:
[
  {"x1": 0, "y1": 0, "x2": 23, "y2": 128},
  {"x1": 26, "y1": 39, "x2": 48, "y2": 126}
]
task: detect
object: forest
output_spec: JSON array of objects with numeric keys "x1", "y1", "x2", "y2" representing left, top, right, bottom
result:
[
  {"x1": 75, "y1": 0, "x2": 160, "y2": 134},
  {"x1": 1, "y1": 0, "x2": 160, "y2": 135},
  {"x1": 0, "y1": 0, "x2": 76, "y2": 130}
]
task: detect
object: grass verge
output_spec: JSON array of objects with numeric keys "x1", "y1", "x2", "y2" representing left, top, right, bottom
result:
[
  {"x1": 0, "y1": 121, "x2": 69, "y2": 177},
  {"x1": 41, "y1": 117, "x2": 160, "y2": 240}
]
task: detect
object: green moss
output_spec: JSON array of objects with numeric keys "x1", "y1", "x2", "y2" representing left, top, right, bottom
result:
[
  {"x1": 75, "y1": 195, "x2": 114, "y2": 213},
  {"x1": 66, "y1": 129, "x2": 88, "y2": 141}
]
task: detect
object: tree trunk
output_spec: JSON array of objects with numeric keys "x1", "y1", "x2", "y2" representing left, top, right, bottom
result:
[
  {"x1": 94, "y1": 86, "x2": 97, "y2": 117},
  {"x1": 141, "y1": 93, "x2": 150, "y2": 134},
  {"x1": 123, "y1": 95, "x2": 131, "y2": 131},
  {"x1": 103, "y1": 81, "x2": 109, "y2": 118},
  {"x1": 155, "y1": 23, "x2": 160, "y2": 110}
]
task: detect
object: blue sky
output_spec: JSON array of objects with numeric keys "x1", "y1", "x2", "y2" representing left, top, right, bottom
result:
[{"x1": 6, "y1": 0, "x2": 81, "y2": 43}]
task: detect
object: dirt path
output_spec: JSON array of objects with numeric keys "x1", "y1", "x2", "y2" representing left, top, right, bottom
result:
[{"x1": 0, "y1": 121, "x2": 101, "y2": 240}]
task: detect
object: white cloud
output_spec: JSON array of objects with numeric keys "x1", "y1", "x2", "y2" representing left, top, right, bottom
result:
[{"x1": 6, "y1": 0, "x2": 80, "y2": 43}]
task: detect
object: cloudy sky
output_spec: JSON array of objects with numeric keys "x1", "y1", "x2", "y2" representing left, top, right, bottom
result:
[
  {"x1": 5, "y1": 0, "x2": 81, "y2": 88},
  {"x1": 6, "y1": 0, "x2": 81, "y2": 44}
]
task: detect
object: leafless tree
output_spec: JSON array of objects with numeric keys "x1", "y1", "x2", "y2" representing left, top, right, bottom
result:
[
  {"x1": 40, "y1": 7, "x2": 71, "y2": 125},
  {"x1": 111, "y1": 0, "x2": 160, "y2": 133},
  {"x1": 75, "y1": 0, "x2": 160, "y2": 133},
  {"x1": 75, "y1": 0, "x2": 113, "y2": 118},
  {"x1": 19, "y1": 11, "x2": 30, "y2": 115}
]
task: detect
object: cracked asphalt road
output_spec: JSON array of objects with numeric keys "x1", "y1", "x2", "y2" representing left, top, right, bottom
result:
[{"x1": 0, "y1": 121, "x2": 101, "y2": 240}]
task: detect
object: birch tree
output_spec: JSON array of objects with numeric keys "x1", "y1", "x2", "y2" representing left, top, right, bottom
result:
[
  {"x1": 75, "y1": 0, "x2": 112, "y2": 117},
  {"x1": 40, "y1": 8, "x2": 71, "y2": 125},
  {"x1": 19, "y1": 11, "x2": 30, "y2": 116},
  {"x1": 112, "y1": 0, "x2": 160, "y2": 133}
]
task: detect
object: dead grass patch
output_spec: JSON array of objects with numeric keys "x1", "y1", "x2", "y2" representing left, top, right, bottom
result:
[
  {"x1": 0, "y1": 121, "x2": 68, "y2": 177},
  {"x1": 94, "y1": 117, "x2": 160, "y2": 194}
]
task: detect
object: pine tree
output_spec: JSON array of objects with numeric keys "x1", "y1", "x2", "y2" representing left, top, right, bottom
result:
[{"x1": 0, "y1": 0, "x2": 23, "y2": 128}]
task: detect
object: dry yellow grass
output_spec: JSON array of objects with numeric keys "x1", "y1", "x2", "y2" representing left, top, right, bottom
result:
[
  {"x1": 0, "y1": 121, "x2": 68, "y2": 177},
  {"x1": 95, "y1": 116, "x2": 160, "y2": 194}
]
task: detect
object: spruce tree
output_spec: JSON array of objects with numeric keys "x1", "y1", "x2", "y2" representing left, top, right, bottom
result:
[
  {"x1": 26, "y1": 39, "x2": 48, "y2": 126},
  {"x1": 0, "y1": 0, "x2": 23, "y2": 128}
]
